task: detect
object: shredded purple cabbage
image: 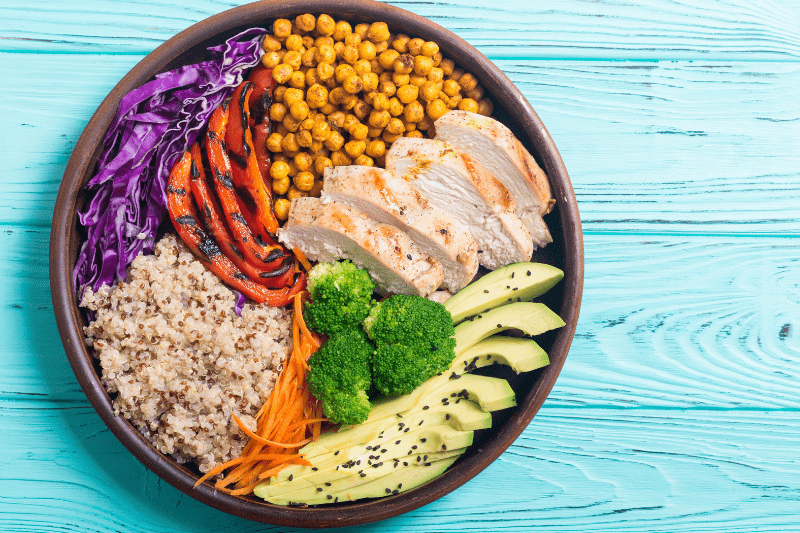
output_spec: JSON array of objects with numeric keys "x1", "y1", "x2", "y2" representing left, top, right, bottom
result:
[
  {"x1": 234, "y1": 292, "x2": 247, "y2": 316},
  {"x1": 73, "y1": 28, "x2": 267, "y2": 296}
]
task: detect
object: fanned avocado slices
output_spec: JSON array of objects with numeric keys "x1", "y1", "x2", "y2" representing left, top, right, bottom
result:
[{"x1": 454, "y1": 336, "x2": 550, "y2": 374}]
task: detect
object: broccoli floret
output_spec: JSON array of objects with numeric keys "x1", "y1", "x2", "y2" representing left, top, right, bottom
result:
[
  {"x1": 306, "y1": 328, "x2": 374, "y2": 425},
  {"x1": 305, "y1": 260, "x2": 376, "y2": 337},
  {"x1": 363, "y1": 294, "x2": 456, "y2": 396}
]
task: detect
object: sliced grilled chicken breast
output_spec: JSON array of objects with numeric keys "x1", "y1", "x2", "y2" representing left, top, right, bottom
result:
[
  {"x1": 434, "y1": 110, "x2": 555, "y2": 247},
  {"x1": 277, "y1": 197, "x2": 443, "y2": 297},
  {"x1": 385, "y1": 137, "x2": 533, "y2": 270},
  {"x1": 322, "y1": 165, "x2": 479, "y2": 292}
]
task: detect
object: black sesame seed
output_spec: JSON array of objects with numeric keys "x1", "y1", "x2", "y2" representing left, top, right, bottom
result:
[
  {"x1": 424, "y1": 462, "x2": 431, "y2": 466},
  {"x1": 334, "y1": 451, "x2": 340, "y2": 455},
  {"x1": 327, "y1": 495, "x2": 333, "y2": 500},
  {"x1": 392, "y1": 489, "x2": 399, "y2": 495},
  {"x1": 442, "y1": 444, "x2": 447, "y2": 450},
  {"x1": 386, "y1": 488, "x2": 392, "y2": 494},
  {"x1": 381, "y1": 449, "x2": 387, "y2": 453},
  {"x1": 335, "y1": 497, "x2": 339, "y2": 503},
  {"x1": 513, "y1": 287, "x2": 518, "y2": 291},
  {"x1": 404, "y1": 428, "x2": 410, "y2": 432},
  {"x1": 422, "y1": 405, "x2": 429, "y2": 410},
  {"x1": 418, "y1": 420, "x2": 423, "y2": 426},
  {"x1": 403, "y1": 462, "x2": 409, "y2": 466},
  {"x1": 446, "y1": 414, "x2": 450, "y2": 420},
  {"x1": 360, "y1": 473, "x2": 366, "y2": 477},
  {"x1": 396, "y1": 440, "x2": 401, "y2": 445},
  {"x1": 406, "y1": 254, "x2": 412, "y2": 260},
  {"x1": 398, "y1": 483, "x2": 403, "y2": 489},
  {"x1": 497, "y1": 323, "x2": 503, "y2": 328},
  {"x1": 325, "y1": 482, "x2": 331, "y2": 486},
  {"x1": 288, "y1": 474, "x2": 293, "y2": 481},
  {"x1": 417, "y1": 456, "x2": 421, "y2": 462},
  {"x1": 412, "y1": 445, "x2": 418, "y2": 450},
  {"x1": 312, "y1": 467, "x2": 318, "y2": 471},
  {"x1": 483, "y1": 289, "x2": 489, "y2": 293},
  {"x1": 420, "y1": 438, "x2": 427, "y2": 443},
  {"x1": 527, "y1": 270, "x2": 531, "y2": 276},
  {"x1": 511, "y1": 272, "x2": 515, "y2": 279},
  {"x1": 317, "y1": 487, "x2": 323, "y2": 492},
  {"x1": 424, "y1": 455, "x2": 428, "y2": 461}
]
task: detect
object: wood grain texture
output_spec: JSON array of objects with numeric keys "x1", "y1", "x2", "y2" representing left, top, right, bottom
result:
[
  {"x1": 3, "y1": 404, "x2": 799, "y2": 532},
  {"x1": 3, "y1": 0, "x2": 800, "y2": 530},
  {"x1": 2, "y1": 0, "x2": 800, "y2": 60}
]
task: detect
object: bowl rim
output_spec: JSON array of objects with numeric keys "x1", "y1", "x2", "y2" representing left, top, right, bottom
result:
[{"x1": 49, "y1": 0, "x2": 584, "y2": 527}]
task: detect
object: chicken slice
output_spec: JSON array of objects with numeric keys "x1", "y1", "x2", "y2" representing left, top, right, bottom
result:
[
  {"x1": 277, "y1": 197, "x2": 443, "y2": 297},
  {"x1": 322, "y1": 165, "x2": 479, "y2": 292},
  {"x1": 434, "y1": 110, "x2": 555, "y2": 247},
  {"x1": 385, "y1": 137, "x2": 533, "y2": 270}
]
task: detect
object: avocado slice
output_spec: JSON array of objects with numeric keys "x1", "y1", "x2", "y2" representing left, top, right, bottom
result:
[
  {"x1": 258, "y1": 454, "x2": 462, "y2": 505},
  {"x1": 454, "y1": 335, "x2": 550, "y2": 374},
  {"x1": 302, "y1": 398, "x2": 491, "y2": 458},
  {"x1": 454, "y1": 302, "x2": 565, "y2": 357},
  {"x1": 272, "y1": 424, "x2": 474, "y2": 485},
  {"x1": 445, "y1": 262, "x2": 563, "y2": 324},
  {"x1": 256, "y1": 449, "x2": 465, "y2": 499},
  {"x1": 358, "y1": 373, "x2": 516, "y2": 426}
]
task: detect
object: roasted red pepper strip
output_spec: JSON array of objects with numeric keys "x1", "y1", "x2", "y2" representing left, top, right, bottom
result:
[
  {"x1": 166, "y1": 150, "x2": 285, "y2": 304},
  {"x1": 188, "y1": 143, "x2": 293, "y2": 289},
  {"x1": 226, "y1": 81, "x2": 280, "y2": 237},
  {"x1": 206, "y1": 101, "x2": 286, "y2": 271},
  {"x1": 246, "y1": 65, "x2": 275, "y2": 181}
]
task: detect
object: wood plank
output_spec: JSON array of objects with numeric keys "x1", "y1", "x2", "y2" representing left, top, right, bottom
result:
[
  {"x1": 2, "y1": 0, "x2": 800, "y2": 60},
  {"x1": 2, "y1": 404, "x2": 798, "y2": 531},
  {"x1": 6, "y1": 227, "x2": 799, "y2": 409},
  {"x1": 3, "y1": 52, "x2": 799, "y2": 234}
]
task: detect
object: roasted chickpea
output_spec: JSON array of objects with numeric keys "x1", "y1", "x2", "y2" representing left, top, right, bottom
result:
[
  {"x1": 421, "y1": 41, "x2": 439, "y2": 57},
  {"x1": 378, "y1": 80, "x2": 397, "y2": 97},
  {"x1": 282, "y1": 115, "x2": 301, "y2": 133},
  {"x1": 344, "y1": 33, "x2": 361, "y2": 47},
  {"x1": 343, "y1": 114, "x2": 360, "y2": 131},
  {"x1": 288, "y1": 101, "x2": 309, "y2": 121},
  {"x1": 301, "y1": 47, "x2": 317, "y2": 68},
  {"x1": 466, "y1": 85, "x2": 484, "y2": 101},
  {"x1": 316, "y1": 61, "x2": 334, "y2": 81},
  {"x1": 314, "y1": 156, "x2": 333, "y2": 175},
  {"x1": 403, "y1": 100, "x2": 424, "y2": 122},
  {"x1": 332, "y1": 20, "x2": 352, "y2": 41},
  {"x1": 273, "y1": 85, "x2": 287, "y2": 104},
  {"x1": 305, "y1": 84, "x2": 328, "y2": 109},
  {"x1": 370, "y1": 59, "x2": 384, "y2": 74},
  {"x1": 285, "y1": 34, "x2": 304, "y2": 52},
  {"x1": 311, "y1": 120, "x2": 331, "y2": 142},
  {"x1": 378, "y1": 71, "x2": 394, "y2": 84},
  {"x1": 327, "y1": 110, "x2": 345, "y2": 129},
  {"x1": 353, "y1": 154, "x2": 374, "y2": 166},
  {"x1": 270, "y1": 160, "x2": 290, "y2": 179},
  {"x1": 374, "y1": 40, "x2": 389, "y2": 54},
  {"x1": 288, "y1": 70, "x2": 306, "y2": 89},
  {"x1": 477, "y1": 98, "x2": 494, "y2": 116},
  {"x1": 305, "y1": 68, "x2": 321, "y2": 86},
  {"x1": 427, "y1": 67, "x2": 444, "y2": 82},
  {"x1": 324, "y1": 130, "x2": 345, "y2": 151},
  {"x1": 392, "y1": 33, "x2": 410, "y2": 53},
  {"x1": 296, "y1": 129, "x2": 313, "y2": 148},
  {"x1": 275, "y1": 124, "x2": 289, "y2": 137},
  {"x1": 401, "y1": 118, "x2": 417, "y2": 132},
  {"x1": 285, "y1": 51, "x2": 304, "y2": 71},
  {"x1": 315, "y1": 13, "x2": 335, "y2": 36},
  {"x1": 273, "y1": 176, "x2": 291, "y2": 197},
  {"x1": 393, "y1": 54, "x2": 414, "y2": 74},
  {"x1": 281, "y1": 132, "x2": 301, "y2": 152},
  {"x1": 303, "y1": 35, "x2": 316, "y2": 49},
  {"x1": 355, "y1": 41, "x2": 374, "y2": 61},
  {"x1": 361, "y1": 72, "x2": 379, "y2": 92},
  {"x1": 458, "y1": 98, "x2": 479, "y2": 113},
  {"x1": 364, "y1": 21, "x2": 389, "y2": 43},
  {"x1": 344, "y1": 140, "x2": 366, "y2": 158},
  {"x1": 293, "y1": 171, "x2": 315, "y2": 192},
  {"x1": 447, "y1": 92, "x2": 462, "y2": 109},
  {"x1": 330, "y1": 150, "x2": 351, "y2": 166},
  {"x1": 273, "y1": 153, "x2": 289, "y2": 163},
  {"x1": 342, "y1": 74, "x2": 364, "y2": 94},
  {"x1": 449, "y1": 68, "x2": 465, "y2": 83},
  {"x1": 315, "y1": 43, "x2": 336, "y2": 64},
  {"x1": 417, "y1": 114, "x2": 434, "y2": 131},
  {"x1": 442, "y1": 79, "x2": 460, "y2": 97},
  {"x1": 272, "y1": 64, "x2": 293, "y2": 84},
  {"x1": 458, "y1": 72, "x2": 478, "y2": 92},
  {"x1": 368, "y1": 109, "x2": 391, "y2": 128},
  {"x1": 378, "y1": 49, "x2": 400, "y2": 70},
  {"x1": 440, "y1": 58, "x2": 455, "y2": 76},
  {"x1": 405, "y1": 129, "x2": 424, "y2": 139},
  {"x1": 385, "y1": 117, "x2": 405, "y2": 135},
  {"x1": 382, "y1": 129, "x2": 402, "y2": 143},
  {"x1": 364, "y1": 139, "x2": 385, "y2": 158},
  {"x1": 351, "y1": 59, "x2": 370, "y2": 77},
  {"x1": 273, "y1": 197, "x2": 291, "y2": 220},
  {"x1": 340, "y1": 93, "x2": 358, "y2": 110},
  {"x1": 354, "y1": 23, "x2": 369, "y2": 39},
  {"x1": 419, "y1": 80, "x2": 440, "y2": 102},
  {"x1": 414, "y1": 55, "x2": 434, "y2": 76},
  {"x1": 334, "y1": 64, "x2": 355, "y2": 84},
  {"x1": 283, "y1": 88, "x2": 304, "y2": 108},
  {"x1": 387, "y1": 97, "x2": 404, "y2": 117},
  {"x1": 368, "y1": 125, "x2": 384, "y2": 138},
  {"x1": 409, "y1": 74, "x2": 427, "y2": 87},
  {"x1": 353, "y1": 99, "x2": 370, "y2": 120},
  {"x1": 287, "y1": 185, "x2": 308, "y2": 201},
  {"x1": 395, "y1": 84, "x2": 418, "y2": 104},
  {"x1": 392, "y1": 72, "x2": 410, "y2": 87},
  {"x1": 261, "y1": 51, "x2": 281, "y2": 68},
  {"x1": 266, "y1": 132, "x2": 285, "y2": 152},
  {"x1": 341, "y1": 44, "x2": 359, "y2": 64},
  {"x1": 407, "y1": 38, "x2": 424, "y2": 56},
  {"x1": 328, "y1": 86, "x2": 346, "y2": 105},
  {"x1": 350, "y1": 123, "x2": 369, "y2": 140},
  {"x1": 432, "y1": 51, "x2": 443, "y2": 67},
  {"x1": 292, "y1": 152, "x2": 312, "y2": 172},
  {"x1": 262, "y1": 34, "x2": 282, "y2": 52},
  {"x1": 372, "y1": 93, "x2": 389, "y2": 111},
  {"x1": 299, "y1": 117, "x2": 315, "y2": 131},
  {"x1": 273, "y1": 19, "x2": 292, "y2": 39},
  {"x1": 426, "y1": 99, "x2": 448, "y2": 120},
  {"x1": 269, "y1": 102, "x2": 288, "y2": 123},
  {"x1": 295, "y1": 14, "x2": 316, "y2": 33}
]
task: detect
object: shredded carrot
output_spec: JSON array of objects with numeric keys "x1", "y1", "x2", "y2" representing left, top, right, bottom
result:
[
  {"x1": 293, "y1": 248, "x2": 313, "y2": 273},
  {"x1": 193, "y1": 291, "x2": 326, "y2": 495}
]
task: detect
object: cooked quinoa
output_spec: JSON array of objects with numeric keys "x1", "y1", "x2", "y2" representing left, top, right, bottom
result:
[{"x1": 80, "y1": 234, "x2": 292, "y2": 473}]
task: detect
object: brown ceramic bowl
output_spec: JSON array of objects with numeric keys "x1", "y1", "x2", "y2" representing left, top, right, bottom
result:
[{"x1": 50, "y1": 0, "x2": 583, "y2": 527}]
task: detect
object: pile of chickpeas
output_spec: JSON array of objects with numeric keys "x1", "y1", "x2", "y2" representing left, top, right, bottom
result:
[{"x1": 262, "y1": 14, "x2": 494, "y2": 220}]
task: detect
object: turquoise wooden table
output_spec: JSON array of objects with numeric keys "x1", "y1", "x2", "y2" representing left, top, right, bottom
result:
[{"x1": 3, "y1": 0, "x2": 799, "y2": 530}]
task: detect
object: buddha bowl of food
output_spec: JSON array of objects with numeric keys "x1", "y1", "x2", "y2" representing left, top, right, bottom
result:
[{"x1": 50, "y1": 0, "x2": 583, "y2": 527}]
